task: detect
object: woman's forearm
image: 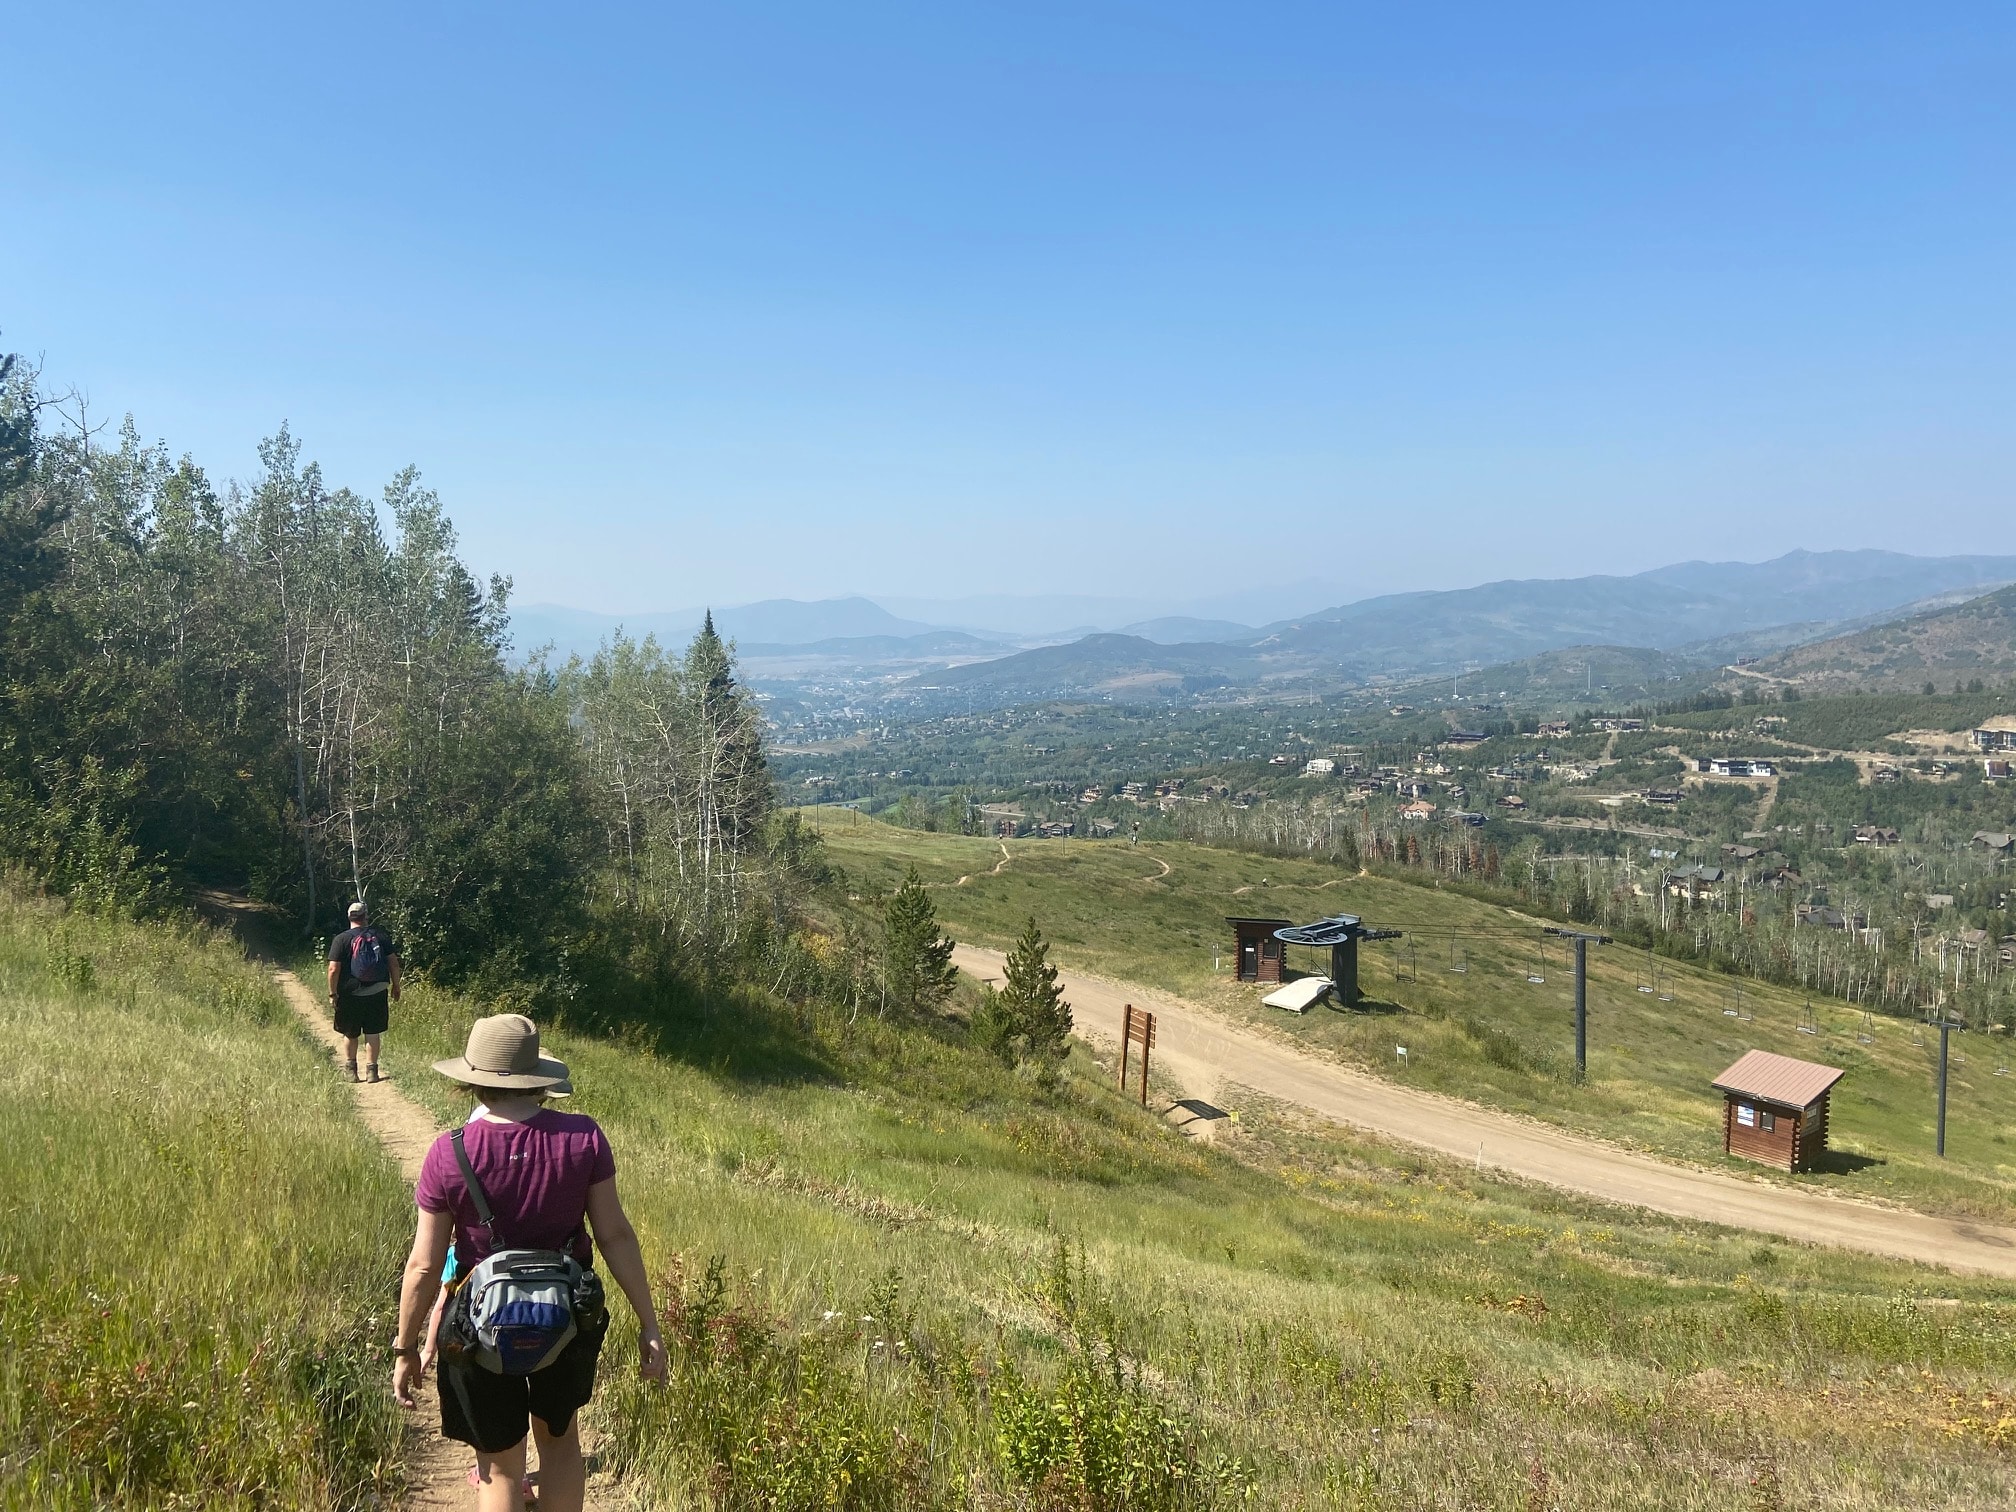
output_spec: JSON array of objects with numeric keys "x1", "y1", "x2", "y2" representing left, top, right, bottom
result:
[{"x1": 396, "y1": 1256, "x2": 442, "y2": 1350}]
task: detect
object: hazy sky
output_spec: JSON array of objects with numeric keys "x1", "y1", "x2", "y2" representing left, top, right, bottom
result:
[{"x1": 7, "y1": 4, "x2": 2013, "y2": 612}]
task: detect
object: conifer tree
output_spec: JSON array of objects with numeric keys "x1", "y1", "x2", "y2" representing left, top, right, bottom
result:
[
  {"x1": 883, "y1": 865, "x2": 956, "y2": 1014},
  {"x1": 974, "y1": 916, "x2": 1072, "y2": 1078}
]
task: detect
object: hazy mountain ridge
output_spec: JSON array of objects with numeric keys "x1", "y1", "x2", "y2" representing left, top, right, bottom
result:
[
  {"x1": 891, "y1": 550, "x2": 2016, "y2": 709},
  {"x1": 1743, "y1": 582, "x2": 2016, "y2": 692}
]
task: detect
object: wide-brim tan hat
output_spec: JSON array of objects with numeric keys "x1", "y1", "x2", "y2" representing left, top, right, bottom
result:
[{"x1": 433, "y1": 1012, "x2": 570, "y2": 1090}]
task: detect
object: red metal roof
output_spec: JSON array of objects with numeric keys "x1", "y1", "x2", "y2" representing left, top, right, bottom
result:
[{"x1": 1712, "y1": 1049, "x2": 1845, "y2": 1110}]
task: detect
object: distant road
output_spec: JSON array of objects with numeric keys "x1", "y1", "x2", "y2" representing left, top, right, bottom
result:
[{"x1": 953, "y1": 944, "x2": 2016, "y2": 1278}]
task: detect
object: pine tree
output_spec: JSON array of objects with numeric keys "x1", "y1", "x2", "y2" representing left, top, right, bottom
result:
[
  {"x1": 883, "y1": 865, "x2": 956, "y2": 1014},
  {"x1": 977, "y1": 916, "x2": 1072, "y2": 1078}
]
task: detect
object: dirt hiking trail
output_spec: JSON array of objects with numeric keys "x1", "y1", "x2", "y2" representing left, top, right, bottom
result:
[
  {"x1": 953, "y1": 945, "x2": 2016, "y2": 1278},
  {"x1": 271, "y1": 966, "x2": 627, "y2": 1511}
]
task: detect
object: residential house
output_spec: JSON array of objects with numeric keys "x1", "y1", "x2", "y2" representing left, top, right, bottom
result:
[
  {"x1": 1641, "y1": 788, "x2": 1685, "y2": 806},
  {"x1": 1088, "y1": 819, "x2": 1120, "y2": 838},
  {"x1": 1036, "y1": 820, "x2": 1076, "y2": 839},
  {"x1": 1853, "y1": 825, "x2": 1900, "y2": 846},
  {"x1": 1592, "y1": 718, "x2": 1645, "y2": 732},
  {"x1": 1972, "y1": 831, "x2": 2014, "y2": 854},
  {"x1": 1303, "y1": 757, "x2": 1336, "y2": 776},
  {"x1": 1496, "y1": 793, "x2": 1528, "y2": 810},
  {"x1": 1665, "y1": 864, "x2": 1725, "y2": 902},
  {"x1": 1397, "y1": 778, "x2": 1434, "y2": 800},
  {"x1": 1444, "y1": 729, "x2": 1488, "y2": 747},
  {"x1": 1535, "y1": 721, "x2": 1572, "y2": 738},
  {"x1": 1721, "y1": 844, "x2": 1762, "y2": 861},
  {"x1": 1795, "y1": 903, "x2": 1867, "y2": 930},
  {"x1": 1924, "y1": 893, "x2": 1955, "y2": 910},
  {"x1": 1871, "y1": 766, "x2": 1904, "y2": 785},
  {"x1": 1970, "y1": 716, "x2": 2016, "y2": 752},
  {"x1": 1762, "y1": 865, "x2": 1803, "y2": 892},
  {"x1": 1984, "y1": 759, "x2": 2013, "y2": 781},
  {"x1": 1400, "y1": 800, "x2": 1437, "y2": 821},
  {"x1": 1450, "y1": 809, "x2": 1486, "y2": 827},
  {"x1": 1703, "y1": 757, "x2": 1777, "y2": 778}
]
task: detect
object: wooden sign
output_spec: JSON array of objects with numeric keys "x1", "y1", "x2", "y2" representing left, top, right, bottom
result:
[{"x1": 1118, "y1": 1004, "x2": 1157, "y2": 1106}]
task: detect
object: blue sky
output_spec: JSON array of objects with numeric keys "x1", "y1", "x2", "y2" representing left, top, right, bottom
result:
[{"x1": 6, "y1": 4, "x2": 2013, "y2": 614}]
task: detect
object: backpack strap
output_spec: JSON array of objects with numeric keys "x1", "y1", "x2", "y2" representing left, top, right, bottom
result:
[{"x1": 449, "y1": 1127, "x2": 506, "y2": 1250}]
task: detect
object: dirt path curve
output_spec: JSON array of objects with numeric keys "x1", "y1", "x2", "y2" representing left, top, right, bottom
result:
[
  {"x1": 952, "y1": 843, "x2": 1013, "y2": 887},
  {"x1": 952, "y1": 945, "x2": 2016, "y2": 1278},
  {"x1": 271, "y1": 968, "x2": 626, "y2": 1510}
]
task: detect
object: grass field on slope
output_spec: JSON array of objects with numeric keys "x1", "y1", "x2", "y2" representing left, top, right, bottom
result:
[
  {"x1": 0, "y1": 883, "x2": 409, "y2": 1511},
  {"x1": 800, "y1": 809, "x2": 2016, "y2": 1224},
  {"x1": 376, "y1": 955, "x2": 2016, "y2": 1510}
]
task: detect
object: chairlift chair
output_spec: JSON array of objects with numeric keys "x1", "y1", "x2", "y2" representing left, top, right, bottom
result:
[
  {"x1": 1448, "y1": 939, "x2": 1467, "y2": 974},
  {"x1": 1798, "y1": 1000, "x2": 1819, "y2": 1036},
  {"x1": 1526, "y1": 937, "x2": 1548, "y2": 985},
  {"x1": 1858, "y1": 1010, "x2": 1874, "y2": 1045},
  {"x1": 1656, "y1": 965, "x2": 1675, "y2": 1003},
  {"x1": 1636, "y1": 951, "x2": 1655, "y2": 994}
]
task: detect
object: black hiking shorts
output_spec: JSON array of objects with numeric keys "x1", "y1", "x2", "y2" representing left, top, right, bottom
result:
[
  {"x1": 332, "y1": 992, "x2": 390, "y2": 1037},
  {"x1": 440, "y1": 1310, "x2": 608, "y2": 1453}
]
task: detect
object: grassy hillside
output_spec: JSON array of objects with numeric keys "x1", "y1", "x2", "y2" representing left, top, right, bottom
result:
[
  {"x1": 0, "y1": 883, "x2": 409, "y2": 1511},
  {"x1": 379, "y1": 942, "x2": 2016, "y2": 1509},
  {"x1": 802, "y1": 811, "x2": 2016, "y2": 1224},
  {"x1": 10, "y1": 874, "x2": 2016, "y2": 1505}
]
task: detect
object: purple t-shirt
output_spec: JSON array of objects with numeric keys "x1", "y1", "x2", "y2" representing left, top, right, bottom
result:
[{"x1": 415, "y1": 1109, "x2": 616, "y2": 1266}]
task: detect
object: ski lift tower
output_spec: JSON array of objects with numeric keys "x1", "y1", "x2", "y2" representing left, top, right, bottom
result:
[
  {"x1": 1274, "y1": 915, "x2": 1404, "y2": 1007},
  {"x1": 1545, "y1": 927, "x2": 1612, "y2": 1082}
]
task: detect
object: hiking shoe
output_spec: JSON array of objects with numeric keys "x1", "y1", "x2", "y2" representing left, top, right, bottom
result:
[
  {"x1": 365, "y1": 1064, "x2": 381, "y2": 1084},
  {"x1": 343, "y1": 1061, "x2": 360, "y2": 1083}
]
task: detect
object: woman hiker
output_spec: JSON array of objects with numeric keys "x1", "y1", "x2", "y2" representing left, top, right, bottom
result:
[{"x1": 392, "y1": 1014, "x2": 666, "y2": 1511}]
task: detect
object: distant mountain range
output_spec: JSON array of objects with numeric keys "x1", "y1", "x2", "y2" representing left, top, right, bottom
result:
[
  {"x1": 509, "y1": 596, "x2": 950, "y2": 660},
  {"x1": 509, "y1": 550, "x2": 2016, "y2": 708},
  {"x1": 900, "y1": 550, "x2": 2016, "y2": 707}
]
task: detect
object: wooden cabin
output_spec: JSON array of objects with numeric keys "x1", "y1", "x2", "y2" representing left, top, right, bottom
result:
[
  {"x1": 1226, "y1": 917, "x2": 1293, "y2": 983},
  {"x1": 1711, "y1": 1049, "x2": 1845, "y2": 1172}
]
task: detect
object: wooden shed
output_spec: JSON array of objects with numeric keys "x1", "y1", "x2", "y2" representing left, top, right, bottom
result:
[
  {"x1": 1711, "y1": 1049, "x2": 1845, "y2": 1172},
  {"x1": 1226, "y1": 917, "x2": 1293, "y2": 983}
]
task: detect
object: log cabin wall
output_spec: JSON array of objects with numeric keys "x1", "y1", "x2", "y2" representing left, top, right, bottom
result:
[{"x1": 1723, "y1": 1096, "x2": 1802, "y2": 1170}]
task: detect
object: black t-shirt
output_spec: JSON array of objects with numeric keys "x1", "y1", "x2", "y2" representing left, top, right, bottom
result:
[{"x1": 329, "y1": 925, "x2": 400, "y2": 993}]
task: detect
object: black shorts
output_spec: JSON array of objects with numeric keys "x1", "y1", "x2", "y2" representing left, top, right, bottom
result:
[
  {"x1": 332, "y1": 992, "x2": 390, "y2": 1037},
  {"x1": 439, "y1": 1314, "x2": 608, "y2": 1454}
]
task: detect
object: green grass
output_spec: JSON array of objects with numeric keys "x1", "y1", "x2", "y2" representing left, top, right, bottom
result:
[
  {"x1": 0, "y1": 882, "x2": 410, "y2": 1511},
  {"x1": 802, "y1": 809, "x2": 2016, "y2": 1225},
  {"x1": 366, "y1": 929, "x2": 2016, "y2": 1509},
  {"x1": 11, "y1": 873, "x2": 2016, "y2": 1506}
]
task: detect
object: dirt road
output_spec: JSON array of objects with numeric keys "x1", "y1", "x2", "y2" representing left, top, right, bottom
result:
[{"x1": 952, "y1": 945, "x2": 2016, "y2": 1278}]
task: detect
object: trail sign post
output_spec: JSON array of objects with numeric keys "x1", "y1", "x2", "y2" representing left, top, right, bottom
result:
[{"x1": 1119, "y1": 1004, "x2": 1157, "y2": 1107}]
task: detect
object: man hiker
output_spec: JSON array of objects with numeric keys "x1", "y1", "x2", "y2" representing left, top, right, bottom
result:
[{"x1": 329, "y1": 899, "x2": 402, "y2": 1082}]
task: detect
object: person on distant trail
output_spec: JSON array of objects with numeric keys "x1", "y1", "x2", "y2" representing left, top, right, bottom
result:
[
  {"x1": 328, "y1": 899, "x2": 402, "y2": 1083},
  {"x1": 392, "y1": 1014, "x2": 665, "y2": 1512}
]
